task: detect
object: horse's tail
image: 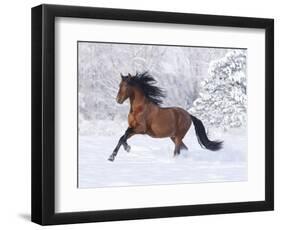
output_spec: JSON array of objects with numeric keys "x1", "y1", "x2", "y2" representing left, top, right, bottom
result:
[{"x1": 190, "y1": 115, "x2": 223, "y2": 151}]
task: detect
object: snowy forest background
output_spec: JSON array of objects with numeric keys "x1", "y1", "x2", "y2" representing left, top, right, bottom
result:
[{"x1": 78, "y1": 42, "x2": 247, "y2": 188}]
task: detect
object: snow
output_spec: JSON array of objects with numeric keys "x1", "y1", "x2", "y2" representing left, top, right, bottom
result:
[{"x1": 78, "y1": 126, "x2": 247, "y2": 188}]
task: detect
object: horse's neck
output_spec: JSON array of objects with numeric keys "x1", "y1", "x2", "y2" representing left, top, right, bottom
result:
[
  {"x1": 129, "y1": 89, "x2": 158, "y2": 113},
  {"x1": 129, "y1": 89, "x2": 147, "y2": 112}
]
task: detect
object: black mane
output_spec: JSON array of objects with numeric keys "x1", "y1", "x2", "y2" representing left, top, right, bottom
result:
[{"x1": 124, "y1": 72, "x2": 166, "y2": 105}]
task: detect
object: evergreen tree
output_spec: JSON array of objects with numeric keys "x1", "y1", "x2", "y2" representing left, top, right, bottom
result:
[{"x1": 189, "y1": 50, "x2": 247, "y2": 130}]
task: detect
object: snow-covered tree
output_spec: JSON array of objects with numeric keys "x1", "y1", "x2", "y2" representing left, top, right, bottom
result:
[{"x1": 189, "y1": 50, "x2": 247, "y2": 130}]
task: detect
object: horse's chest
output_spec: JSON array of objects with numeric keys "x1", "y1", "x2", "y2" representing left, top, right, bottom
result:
[{"x1": 128, "y1": 105, "x2": 144, "y2": 128}]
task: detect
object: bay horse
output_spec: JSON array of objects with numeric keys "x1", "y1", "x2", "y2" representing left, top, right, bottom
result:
[{"x1": 108, "y1": 72, "x2": 222, "y2": 161}]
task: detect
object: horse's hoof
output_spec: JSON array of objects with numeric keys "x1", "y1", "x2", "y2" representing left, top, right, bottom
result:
[
  {"x1": 124, "y1": 145, "x2": 131, "y2": 152},
  {"x1": 108, "y1": 155, "x2": 115, "y2": 161}
]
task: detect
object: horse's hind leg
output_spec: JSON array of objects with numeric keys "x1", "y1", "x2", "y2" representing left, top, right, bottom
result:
[
  {"x1": 180, "y1": 141, "x2": 188, "y2": 150},
  {"x1": 171, "y1": 137, "x2": 182, "y2": 156},
  {"x1": 174, "y1": 144, "x2": 181, "y2": 156}
]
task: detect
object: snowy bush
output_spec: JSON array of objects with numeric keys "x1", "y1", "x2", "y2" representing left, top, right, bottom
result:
[{"x1": 189, "y1": 50, "x2": 247, "y2": 130}]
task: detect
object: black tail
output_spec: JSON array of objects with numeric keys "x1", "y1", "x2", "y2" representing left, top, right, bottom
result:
[{"x1": 190, "y1": 115, "x2": 223, "y2": 151}]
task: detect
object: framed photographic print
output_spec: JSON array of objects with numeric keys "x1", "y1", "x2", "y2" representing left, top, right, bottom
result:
[{"x1": 31, "y1": 4, "x2": 274, "y2": 225}]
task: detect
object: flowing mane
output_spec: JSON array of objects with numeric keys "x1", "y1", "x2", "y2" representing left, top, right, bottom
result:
[{"x1": 126, "y1": 72, "x2": 166, "y2": 105}]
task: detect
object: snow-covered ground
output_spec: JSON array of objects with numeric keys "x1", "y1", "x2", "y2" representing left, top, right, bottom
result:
[{"x1": 78, "y1": 125, "x2": 247, "y2": 188}]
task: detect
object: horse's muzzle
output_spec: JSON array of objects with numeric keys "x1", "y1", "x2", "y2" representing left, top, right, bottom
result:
[{"x1": 116, "y1": 97, "x2": 123, "y2": 104}]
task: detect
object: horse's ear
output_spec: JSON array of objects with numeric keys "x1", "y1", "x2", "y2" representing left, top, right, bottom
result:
[
  {"x1": 128, "y1": 73, "x2": 132, "y2": 78},
  {"x1": 120, "y1": 73, "x2": 125, "y2": 80}
]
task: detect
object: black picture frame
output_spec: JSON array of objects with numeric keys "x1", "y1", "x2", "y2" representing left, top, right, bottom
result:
[{"x1": 31, "y1": 4, "x2": 274, "y2": 225}]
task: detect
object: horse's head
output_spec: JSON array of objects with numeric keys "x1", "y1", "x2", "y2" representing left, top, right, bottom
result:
[{"x1": 116, "y1": 73, "x2": 133, "y2": 104}]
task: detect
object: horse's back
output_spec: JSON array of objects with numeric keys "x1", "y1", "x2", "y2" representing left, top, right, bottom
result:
[
  {"x1": 165, "y1": 107, "x2": 192, "y2": 139},
  {"x1": 160, "y1": 107, "x2": 190, "y2": 121},
  {"x1": 146, "y1": 106, "x2": 191, "y2": 138}
]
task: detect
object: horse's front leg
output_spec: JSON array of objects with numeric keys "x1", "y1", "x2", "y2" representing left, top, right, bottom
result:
[
  {"x1": 122, "y1": 140, "x2": 131, "y2": 152},
  {"x1": 121, "y1": 123, "x2": 146, "y2": 154},
  {"x1": 108, "y1": 128, "x2": 133, "y2": 161},
  {"x1": 122, "y1": 130, "x2": 136, "y2": 152},
  {"x1": 108, "y1": 135, "x2": 125, "y2": 161}
]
